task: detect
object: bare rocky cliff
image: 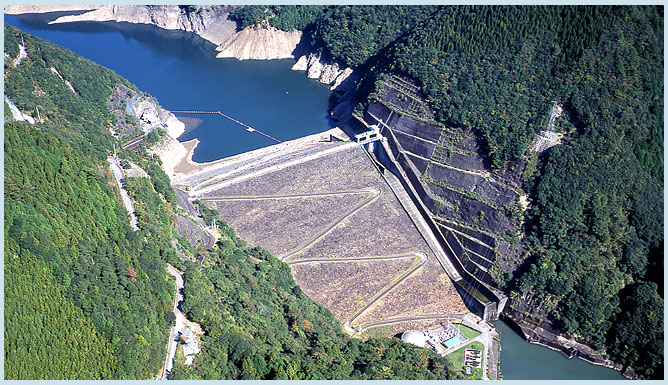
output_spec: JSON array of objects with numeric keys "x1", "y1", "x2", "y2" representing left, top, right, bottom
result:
[
  {"x1": 215, "y1": 26, "x2": 302, "y2": 60},
  {"x1": 5, "y1": 5, "x2": 299, "y2": 61},
  {"x1": 291, "y1": 50, "x2": 354, "y2": 92},
  {"x1": 108, "y1": 84, "x2": 185, "y2": 140}
]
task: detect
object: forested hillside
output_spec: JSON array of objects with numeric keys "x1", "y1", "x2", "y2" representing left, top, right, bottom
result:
[
  {"x1": 232, "y1": 4, "x2": 664, "y2": 379},
  {"x1": 4, "y1": 24, "x2": 456, "y2": 380},
  {"x1": 4, "y1": 25, "x2": 177, "y2": 379},
  {"x1": 384, "y1": 5, "x2": 623, "y2": 168},
  {"x1": 515, "y1": 7, "x2": 663, "y2": 378},
  {"x1": 366, "y1": 5, "x2": 663, "y2": 378}
]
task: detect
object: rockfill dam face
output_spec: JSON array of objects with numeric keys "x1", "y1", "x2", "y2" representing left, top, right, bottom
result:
[{"x1": 176, "y1": 133, "x2": 471, "y2": 337}]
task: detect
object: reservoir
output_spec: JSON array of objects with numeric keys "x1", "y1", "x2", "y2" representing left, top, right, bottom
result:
[
  {"x1": 5, "y1": 13, "x2": 333, "y2": 162},
  {"x1": 4, "y1": 13, "x2": 626, "y2": 381}
]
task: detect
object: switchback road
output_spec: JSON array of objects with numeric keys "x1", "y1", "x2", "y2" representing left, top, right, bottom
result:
[{"x1": 201, "y1": 186, "x2": 431, "y2": 333}]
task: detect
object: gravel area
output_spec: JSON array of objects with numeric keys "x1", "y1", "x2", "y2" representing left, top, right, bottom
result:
[
  {"x1": 353, "y1": 258, "x2": 468, "y2": 327},
  {"x1": 209, "y1": 194, "x2": 365, "y2": 255},
  {"x1": 196, "y1": 144, "x2": 469, "y2": 333},
  {"x1": 203, "y1": 145, "x2": 382, "y2": 197},
  {"x1": 174, "y1": 214, "x2": 208, "y2": 250},
  {"x1": 294, "y1": 197, "x2": 425, "y2": 261},
  {"x1": 291, "y1": 257, "x2": 415, "y2": 321}
]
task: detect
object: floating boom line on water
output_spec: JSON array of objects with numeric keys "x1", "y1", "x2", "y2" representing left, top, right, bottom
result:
[{"x1": 171, "y1": 109, "x2": 283, "y2": 143}]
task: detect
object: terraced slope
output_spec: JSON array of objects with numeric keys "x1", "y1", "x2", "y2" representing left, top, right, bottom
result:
[{"x1": 363, "y1": 75, "x2": 527, "y2": 291}]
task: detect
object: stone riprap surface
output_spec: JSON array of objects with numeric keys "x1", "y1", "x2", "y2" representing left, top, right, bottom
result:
[
  {"x1": 174, "y1": 129, "x2": 348, "y2": 188},
  {"x1": 190, "y1": 144, "x2": 468, "y2": 336},
  {"x1": 353, "y1": 264, "x2": 464, "y2": 329},
  {"x1": 205, "y1": 194, "x2": 364, "y2": 255},
  {"x1": 174, "y1": 214, "x2": 209, "y2": 250},
  {"x1": 290, "y1": 257, "x2": 415, "y2": 322},
  {"x1": 367, "y1": 75, "x2": 527, "y2": 289}
]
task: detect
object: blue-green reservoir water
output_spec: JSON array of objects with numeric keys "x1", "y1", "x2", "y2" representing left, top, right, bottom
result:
[
  {"x1": 4, "y1": 13, "x2": 626, "y2": 381},
  {"x1": 496, "y1": 321, "x2": 624, "y2": 380},
  {"x1": 6, "y1": 13, "x2": 333, "y2": 162}
]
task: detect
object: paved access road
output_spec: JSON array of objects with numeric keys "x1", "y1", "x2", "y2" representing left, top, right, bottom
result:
[
  {"x1": 107, "y1": 156, "x2": 139, "y2": 230},
  {"x1": 160, "y1": 264, "x2": 184, "y2": 380}
]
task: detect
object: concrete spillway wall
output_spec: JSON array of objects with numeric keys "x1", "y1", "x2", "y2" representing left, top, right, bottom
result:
[{"x1": 368, "y1": 128, "x2": 506, "y2": 322}]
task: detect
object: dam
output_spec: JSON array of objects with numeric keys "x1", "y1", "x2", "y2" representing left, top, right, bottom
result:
[
  {"x1": 7, "y1": 10, "x2": 625, "y2": 380},
  {"x1": 171, "y1": 128, "x2": 475, "y2": 338}
]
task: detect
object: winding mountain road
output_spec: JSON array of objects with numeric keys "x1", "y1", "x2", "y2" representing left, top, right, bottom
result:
[
  {"x1": 201, "y1": 186, "x2": 431, "y2": 333},
  {"x1": 160, "y1": 264, "x2": 184, "y2": 380}
]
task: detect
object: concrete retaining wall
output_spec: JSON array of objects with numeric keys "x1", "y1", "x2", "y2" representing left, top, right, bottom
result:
[{"x1": 372, "y1": 127, "x2": 507, "y2": 320}]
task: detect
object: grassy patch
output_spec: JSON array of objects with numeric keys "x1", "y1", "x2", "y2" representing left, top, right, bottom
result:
[
  {"x1": 455, "y1": 324, "x2": 481, "y2": 339},
  {"x1": 174, "y1": 341, "x2": 186, "y2": 366},
  {"x1": 360, "y1": 325, "x2": 392, "y2": 339},
  {"x1": 444, "y1": 341, "x2": 484, "y2": 380}
]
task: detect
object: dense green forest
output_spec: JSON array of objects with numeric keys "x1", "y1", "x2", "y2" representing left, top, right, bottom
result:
[
  {"x1": 4, "y1": 24, "x2": 456, "y2": 380},
  {"x1": 230, "y1": 5, "x2": 324, "y2": 32},
  {"x1": 4, "y1": 26, "x2": 177, "y2": 379},
  {"x1": 5, "y1": 238, "x2": 117, "y2": 379},
  {"x1": 366, "y1": 5, "x2": 663, "y2": 378},
  {"x1": 235, "y1": 4, "x2": 664, "y2": 379},
  {"x1": 514, "y1": 7, "x2": 663, "y2": 378},
  {"x1": 381, "y1": 5, "x2": 625, "y2": 168},
  {"x1": 170, "y1": 215, "x2": 455, "y2": 380}
]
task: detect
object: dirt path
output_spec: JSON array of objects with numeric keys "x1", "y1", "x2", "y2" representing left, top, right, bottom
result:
[{"x1": 107, "y1": 156, "x2": 139, "y2": 230}]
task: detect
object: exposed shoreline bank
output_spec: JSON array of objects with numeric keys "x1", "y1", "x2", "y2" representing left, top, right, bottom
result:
[
  {"x1": 5, "y1": 5, "x2": 356, "y2": 93},
  {"x1": 151, "y1": 126, "x2": 350, "y2": 186}
]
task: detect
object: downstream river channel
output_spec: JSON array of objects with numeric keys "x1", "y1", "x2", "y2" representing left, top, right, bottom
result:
[
  {"x1": 495, "y1": 321, "x2": 623, "y2": 380},
  {"x1": 5, "y1": 13, "x2": 625, "y2": 381}
]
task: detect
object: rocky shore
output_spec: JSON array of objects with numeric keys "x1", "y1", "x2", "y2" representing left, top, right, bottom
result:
[
  {"x1": 5, "y1": 5, "x2": 355, "y2": 90},
  {"x1": 501, "y1": 313, "x2": 634, "y2": 379}
]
